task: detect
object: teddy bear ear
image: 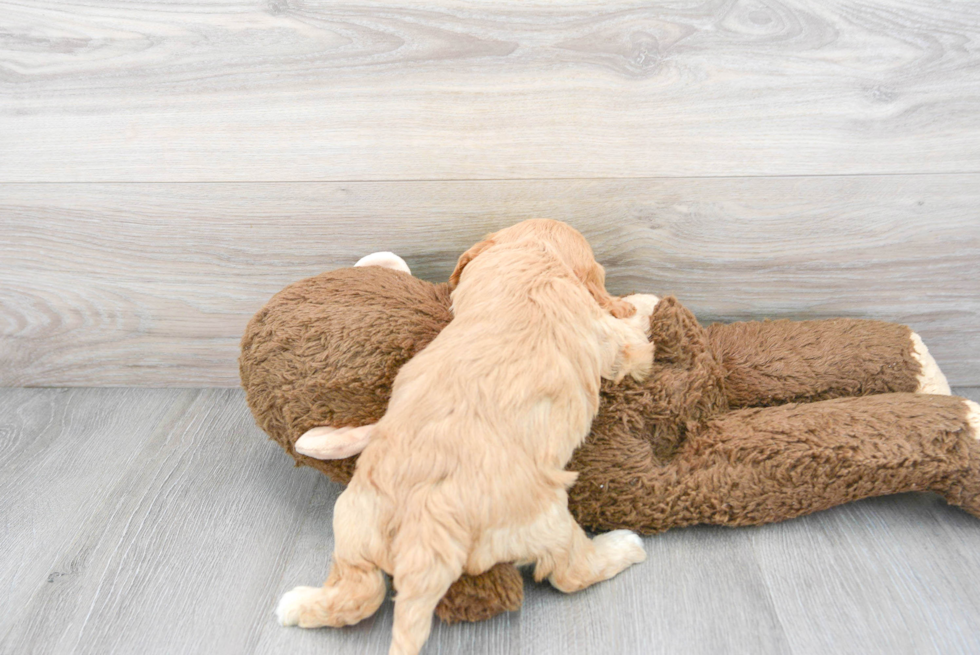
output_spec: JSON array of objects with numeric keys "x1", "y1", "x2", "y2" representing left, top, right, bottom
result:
[
  {"x1": 355, "y1": 251, "x2": 412, "y2": 275},
  {"x1": 449, "y1": 236, "x2": 497, "y2": 290}
]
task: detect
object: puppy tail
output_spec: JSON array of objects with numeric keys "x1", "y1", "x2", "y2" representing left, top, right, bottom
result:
[
  {"x1": 389, "y1": 551, "x2": 462, "y2": 655},
  {"x1": 389, "y1": 513, "x2": 467, "y2": 655}
]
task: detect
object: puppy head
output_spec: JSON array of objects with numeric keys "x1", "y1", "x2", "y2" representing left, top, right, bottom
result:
[{"x1": 449, "y1": 219, "x2": 636, "y2": 318}]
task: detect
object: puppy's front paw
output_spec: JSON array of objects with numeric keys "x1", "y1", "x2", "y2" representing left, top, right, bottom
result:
[
  {"x1": 621, "y1": 294, "x2": 660, "y2": 337},
  {"x1": 276, "y1": 586, "x2": 325, "y2": 627},
  {"x1": 607, "y1": 296, "x2": 638, "y2": 319},
  {"x1": 624, "y1": 340, "x2": 655, "y2": 382},
  {"x1": 606, "y1": 337, "x2": 655, "y2": 384}
]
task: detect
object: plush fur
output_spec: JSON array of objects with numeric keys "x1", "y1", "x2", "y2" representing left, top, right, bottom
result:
[
  {"x1": 274, "y1": 221, "x2": 652, "y2": 655},
  {"x1": 240, "y1": 265, "x2": 980, "y2": 625}
]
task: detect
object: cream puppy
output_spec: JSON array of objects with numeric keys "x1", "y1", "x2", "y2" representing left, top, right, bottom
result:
[
  {"x1": 277, "y1": 220, "x2": 653, "y2": 655},
  {"x1": 295, "y1": 289, "x2": 661, "y2": 461}
]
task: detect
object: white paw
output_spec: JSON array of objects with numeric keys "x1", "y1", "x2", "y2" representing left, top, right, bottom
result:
[
  {"x1": 623, "y1": 339, "x2": 655, "y2": 382},
  {"x1": 910, "y1": 332, "x2": 951, "y2": 395},
  {"x1": 276, "y1": 585, "x2": 324, "y2": 627},
  {"x1": 296, "y1": 425, "x2": 374, "y2": 459},
  {"x1": 354, "y1": 251, "x2": 411, "y2": 275},
  {"x1": 965, "y1": 400, "x2": 980, "y2": 441},
  {"x1": 594, "y1": 529, "x2": 647, "y2": 566},
  {"x1": 621, "y1": 294, "x2": 660, "y2": 337}
]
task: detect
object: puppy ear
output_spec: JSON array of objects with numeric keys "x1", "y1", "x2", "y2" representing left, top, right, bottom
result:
[
  {"x1": 580, "y1": 262, "x2": 636, "y2": 319},
  {"x1": 449, "y1": 237, "x2": 495, "y2": 290}
]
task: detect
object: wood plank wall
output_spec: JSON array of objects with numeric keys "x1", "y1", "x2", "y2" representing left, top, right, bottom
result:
[{"x1": 1, "y1": 1, "x2": 978, "y2": 386}]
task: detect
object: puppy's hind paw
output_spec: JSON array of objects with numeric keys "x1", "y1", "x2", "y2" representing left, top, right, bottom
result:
[
  {"x1": 276, "y1": 586, "x2": 325, "y2": 627},
  {"x1": 589, "y1": 530, "x2": 646, "y2": 584},
  {"x1": 594, "y1": 530, "x2": 647, "y2": 567}
]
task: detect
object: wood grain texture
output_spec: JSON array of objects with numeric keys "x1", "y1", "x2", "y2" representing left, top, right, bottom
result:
[
  {"x1": 0, "y1": 388, "x2": 319, "y2": 655},
  {"x1": 2, "y1": 175, "x2": 978, "y2": 387},
  {"x1": 2, "y1": 387, "x2": 979, "y2": 654},
  {"x1": 754, "y1": 495, "x2": 980, "y2": 654},
  {"x1": 2, "y1": 1, "x2": 980, "y2": 181},
  {"x1": 0, "y1": 387, "x2": 188, "y2": 638}
]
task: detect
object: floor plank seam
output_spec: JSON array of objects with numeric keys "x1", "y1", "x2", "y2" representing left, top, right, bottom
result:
[{"x1": 4, "y1": 171, "x2": 980, "y2": 186}]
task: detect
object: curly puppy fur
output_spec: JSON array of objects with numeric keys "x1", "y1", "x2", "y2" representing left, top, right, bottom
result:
[{"x1": 275, "y1": 221, "x2": 651, "y2": 655}]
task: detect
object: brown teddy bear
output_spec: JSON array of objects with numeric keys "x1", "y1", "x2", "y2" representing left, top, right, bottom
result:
[{"x1": 240, "y1": 254, "x2": 980, "y2": 625}]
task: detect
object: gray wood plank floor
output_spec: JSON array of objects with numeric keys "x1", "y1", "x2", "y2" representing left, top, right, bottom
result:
[{"x1": 2, "y1": 387, "x2": 979, "y2": 655}]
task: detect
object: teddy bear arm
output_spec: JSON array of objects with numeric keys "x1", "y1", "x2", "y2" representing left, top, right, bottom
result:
[{"x1": 706, "y1": 318, "x2": 935, "y2": 409}]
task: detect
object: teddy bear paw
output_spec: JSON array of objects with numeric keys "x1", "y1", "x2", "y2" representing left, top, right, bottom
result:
[
  {"x1": 910, "y1": 332, "x2": 951, "y2": 395},
  {"x1": 295, "y1": 425, "x2": 374, "y2": 459},
  {"x1": 965, "y1": 400, "x2": 980, "y2": 441}
]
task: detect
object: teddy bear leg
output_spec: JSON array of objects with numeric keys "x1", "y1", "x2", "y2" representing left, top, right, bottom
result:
[
  {"x1": 296, "y1": 424, "x2": 374, "y2": 459},
  {"x1": 940, "y1": 400, "x2": 980, "y2": 517},
  {"x1": 571, "y1": 393, "x2": 980, "y2": 534},
  {"x1": 434, "y1": 564, "x2": 525, "y2": 624},
  {"x1": 910, "y1": 332, "x2": 951, "y2": 395},
  {"x1": 683, "y1": 394, "x2": 980, "y2": 527}
]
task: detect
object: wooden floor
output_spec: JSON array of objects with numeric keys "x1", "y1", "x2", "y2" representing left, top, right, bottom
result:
[{"x1": 2, "y1": 386, "x2": 979, "y2": 655}]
